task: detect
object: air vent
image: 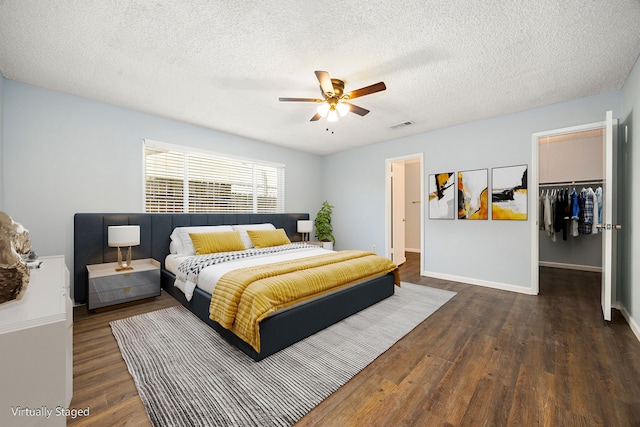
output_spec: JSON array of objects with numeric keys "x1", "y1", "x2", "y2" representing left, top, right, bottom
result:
[{"x1": 388, "y1": 120, "x2": 414, "y2": 129}]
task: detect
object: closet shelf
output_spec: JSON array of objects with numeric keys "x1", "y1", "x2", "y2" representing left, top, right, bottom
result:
[{"x1": 539, "y1": 179, "x2": 603, "y2": 188}]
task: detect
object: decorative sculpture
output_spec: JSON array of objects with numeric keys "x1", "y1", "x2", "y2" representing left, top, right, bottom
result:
[{"x1": 0, "y1": 211, "x2": 31, "y2": 305}]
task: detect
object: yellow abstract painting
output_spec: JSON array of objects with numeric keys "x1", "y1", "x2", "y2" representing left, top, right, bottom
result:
[{"x1": 491, "y1": 165, "x2": 528, "y2": 220}]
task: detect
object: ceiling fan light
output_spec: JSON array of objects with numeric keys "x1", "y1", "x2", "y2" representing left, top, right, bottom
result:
[
  {"x1": 336, "y1": 102, "x2": 350, "y2": 116},
  {"x1": 317, "y1": 102, "x2": 330, "y2": 117},
  {"x1": 327, "y1": 109, "x2": 338, "y2": 122}
]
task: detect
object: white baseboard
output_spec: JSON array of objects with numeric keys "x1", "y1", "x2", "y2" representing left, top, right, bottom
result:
[
  {"x1": 421, "y1": 270, "x2": 535, "y2": 295},
  {"x1": 617, "y1": 302, "x2": 640, "y2": 343},
  {"x1": 539, "y1": 261, "x2": 602, "y2": 273}
]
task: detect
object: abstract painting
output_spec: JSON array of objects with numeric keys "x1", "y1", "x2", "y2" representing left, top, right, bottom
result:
[
  {"x1": 458, "y1": 169, "x2": 488, "y2": 220},
  {"x1": 428, "y1": 172, "x2": 455, "y2": 219},
  {"x1": 491, "y1": 165, "x2": 528, "y2": 220}
]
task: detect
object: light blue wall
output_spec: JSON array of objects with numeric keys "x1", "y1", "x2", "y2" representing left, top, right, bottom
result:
[
  {"x1": 539, "y1": 230, "x2": 602, "y2": 268},
  {"x1": 2, "y1": 74, "x2": 637, "y2": 324},
  {"x1": 322, "y1": 91, "x2": 622, "y2": 293},
  {"x1": 621, "y1": 54, "x2": 640, "y2": 328},
  {"x1": 2, "y1": 80, "x2": 323, "y2": 274}
]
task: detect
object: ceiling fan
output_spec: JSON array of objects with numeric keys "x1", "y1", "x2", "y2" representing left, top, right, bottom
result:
[{"x1": 279, "y1": 71, "x2": 386, "y2": 122}]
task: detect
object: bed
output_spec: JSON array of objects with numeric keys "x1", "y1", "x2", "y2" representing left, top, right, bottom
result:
[{"x1": 74, "y1": 213, "x2": 399, "y2": 361}]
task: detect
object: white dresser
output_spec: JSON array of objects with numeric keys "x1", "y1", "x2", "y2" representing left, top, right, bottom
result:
[{"x1": 0, "y1": 256, "x2": 72, "y2": 426}]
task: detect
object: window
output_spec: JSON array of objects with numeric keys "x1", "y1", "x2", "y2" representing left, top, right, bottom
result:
[{"x1": 143, "y1": 140, "x2": 284, "y2": 213}]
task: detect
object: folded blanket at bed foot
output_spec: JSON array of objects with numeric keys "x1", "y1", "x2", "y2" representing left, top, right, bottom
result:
[{"x1": 209, "y1": 250, "x2": 400, "y2": 352}]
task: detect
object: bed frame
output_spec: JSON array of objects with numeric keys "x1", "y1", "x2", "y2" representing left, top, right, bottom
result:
[{"x1": 74, "y1": 213, "x2": 396, "y2": 361}]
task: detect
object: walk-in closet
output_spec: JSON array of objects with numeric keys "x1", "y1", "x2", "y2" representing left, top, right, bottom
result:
[{"x1": 538, "y1": 128, "x2": 603, "y2": 273}]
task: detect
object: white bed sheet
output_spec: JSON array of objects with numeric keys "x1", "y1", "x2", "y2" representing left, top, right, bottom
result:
[
  {"x1": 165, "y1": 253, "x2": 186, "y2": 275},
  {"x1": 166, "y1": 246, "x2": 332, "y2": 300}
]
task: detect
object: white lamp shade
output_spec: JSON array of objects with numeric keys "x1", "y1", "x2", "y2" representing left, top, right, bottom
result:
[
  {"x1": 317, "y1": 102, "x2": 330, "y2": 117},
  {"x1": 297, "y1": 220, "x2": 313, "y2": 233},
  {"x1": 108, "y1": 225, "x2": 140, "y2": 247},
  {"x1": 336, "y1": 102, "x2": 350, "y2": 116}
]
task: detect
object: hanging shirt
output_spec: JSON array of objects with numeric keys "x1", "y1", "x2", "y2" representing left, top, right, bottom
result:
[
  {"x1": 570, "y1": 189, "x2": 580, "y2": 219},
  {"x1": 578, "y1": 188, "x2": 594, "y2": 234},
  {"x1": 539, "y1": 192, "x2": 546, "y2": 231},
  {"x1": 595, "y1": 187, "x2": 603, "y2": 232},
  {"x1": 554, "y1": 189, "x2": 568, "y2": 240},
  {"x1": 570, "y1": 189, "x2": 580, "y2": 237},
  {"x1": 544, "y1": 193, "x2": 553, "y2": 236},
  {"x1": 590, "y1": 187, "x2": 599, "y2": 235}
]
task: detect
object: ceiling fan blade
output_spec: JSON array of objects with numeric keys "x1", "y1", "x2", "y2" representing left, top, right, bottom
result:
[
  {"x1": 344, "y1": 102, "x2": 369, "y2": 116},
  {"x1": 315, "y1": 71, "x2": 335, "y2": 96},
  {"x1": 310, "y1": 112, "x2": 322, "y2": 121},
  {"x1": 346, "y1": 82, "x2": 386, "y2": 100},
  {"x1": 279, "y1": 97, "x2": 323, "y2": 102}
]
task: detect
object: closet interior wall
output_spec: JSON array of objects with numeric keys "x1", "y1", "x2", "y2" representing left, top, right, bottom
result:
[{"x1": 539, "y1": 130, "x2": 603, "y2": 271}]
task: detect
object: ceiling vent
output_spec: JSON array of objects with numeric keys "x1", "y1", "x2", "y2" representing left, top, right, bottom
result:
[{"x1": 388, "y1": 120, "x2": 414, "y2": 129}]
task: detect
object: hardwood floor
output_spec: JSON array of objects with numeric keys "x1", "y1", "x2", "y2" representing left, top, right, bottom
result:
[{"x1": 68, "y1": 253, "x2": 640, "y2": 426}]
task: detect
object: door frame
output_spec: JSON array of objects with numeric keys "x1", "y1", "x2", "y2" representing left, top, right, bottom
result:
[
  {"x1": 391, "y1": 160, "x2": 407, "y2": 265},
  {"x1": 531, "y1": 120, "x2": 608, "y2": 295},
  {"x1": 385, "y1": 153, "x2": 424, "y2": 267}
]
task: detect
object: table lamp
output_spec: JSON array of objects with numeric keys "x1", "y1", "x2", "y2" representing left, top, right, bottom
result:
[
  {"x1": 108, "y1": 225, "x2": 140, "y2": 271},
  {"x1": 297, "y1": 220, "x2": 313, "y2": 243}
]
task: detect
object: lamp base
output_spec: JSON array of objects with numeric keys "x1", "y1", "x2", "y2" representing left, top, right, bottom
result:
[{"x1": 115, "y1": 246, "x2": 135, "y2": 272}]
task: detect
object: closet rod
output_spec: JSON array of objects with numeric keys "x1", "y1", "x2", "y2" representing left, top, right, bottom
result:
[{"x1": 538, "y1": 179, "x2": 603, "y2": 188}]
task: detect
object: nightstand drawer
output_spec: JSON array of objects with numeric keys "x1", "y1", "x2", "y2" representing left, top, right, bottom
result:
[{"x1": 87, "y1": 259, "x2": 160, "y2": 310}]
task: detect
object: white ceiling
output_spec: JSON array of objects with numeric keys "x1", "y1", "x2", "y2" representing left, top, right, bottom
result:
[{"x1": 1, "y1": 1, "x2": 639, "y2": 156}]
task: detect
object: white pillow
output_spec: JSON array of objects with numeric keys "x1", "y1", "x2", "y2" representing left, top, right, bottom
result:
[
  {"x1": 170, "y1": 225, "x2": 234, "y2": 255},
  {"x1": 231, "y1": 223, "x2": 276, "y2": 249}
]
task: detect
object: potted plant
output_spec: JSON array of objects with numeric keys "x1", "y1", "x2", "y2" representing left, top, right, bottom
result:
[{"x1": 314, "y1": 201, "x2": 335, "y2": 250}]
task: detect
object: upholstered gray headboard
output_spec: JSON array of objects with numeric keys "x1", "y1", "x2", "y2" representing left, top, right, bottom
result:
[{"x1": 73, "y1": 212, "x2": 309, "y2": 304}]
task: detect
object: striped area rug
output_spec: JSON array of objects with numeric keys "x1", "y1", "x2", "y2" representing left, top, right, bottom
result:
[{"x1": 110, "y1": 282, "x2": 456, "y2": 427}]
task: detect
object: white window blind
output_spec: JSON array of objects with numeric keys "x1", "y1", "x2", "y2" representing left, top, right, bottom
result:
[{"x1": 143, "y1": 140, "x2": 284, "y2": 213}]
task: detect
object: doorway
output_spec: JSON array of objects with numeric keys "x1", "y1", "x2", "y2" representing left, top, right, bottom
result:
[
  {"x1": 386, "y1": 154, "x2": 423, "y2": 267},
  {"x1": 531, "y1": 111, "x2": 618, "y2": 320}
]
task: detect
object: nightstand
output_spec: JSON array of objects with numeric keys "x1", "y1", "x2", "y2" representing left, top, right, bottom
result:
[{"x1": 87, "y1": 258, "x2": 160, "y2": 311}]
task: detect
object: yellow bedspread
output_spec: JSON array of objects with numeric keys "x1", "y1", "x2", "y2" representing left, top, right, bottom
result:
[{"x1": 209, "y1": 250, "x2": 400, "y2": 353}]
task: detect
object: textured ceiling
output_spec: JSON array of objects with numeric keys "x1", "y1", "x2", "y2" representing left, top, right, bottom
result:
[{"x1": 1, "y1": 1, "x2": 639, "y2": 155}]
